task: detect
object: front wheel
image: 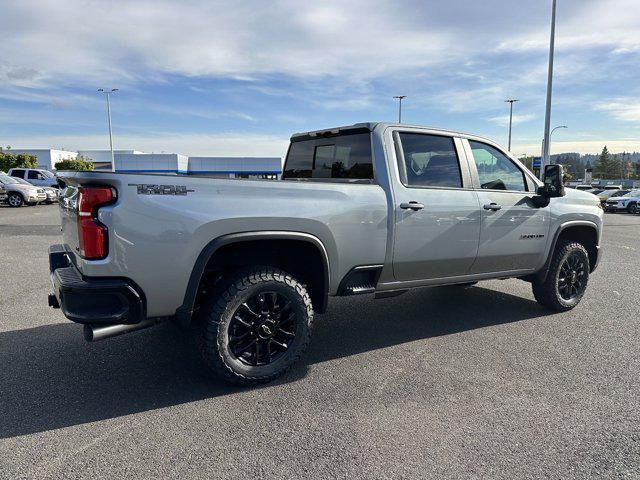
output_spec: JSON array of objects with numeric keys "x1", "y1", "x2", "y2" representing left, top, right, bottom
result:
[
  {"x1": 199, "y1": 266, "x2": 313, "y2": 386},
  {"x1": 627, "y1": 202, "x2": 637, "y2": 214},
  {"x1": 7, "y1": 193, "x2": 24, "y2": 207},
  {"x1": 532, "y1": 241, "x2": 590, "y2": 312}
]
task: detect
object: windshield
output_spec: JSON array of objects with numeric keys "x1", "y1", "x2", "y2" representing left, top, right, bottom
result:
[
  {"x1": 590, "y1": 189, "x2": 604, "y2": 195},
  {"x1": 623, "y1": 190, "x2": 640, "y2": 197},
  {"x1": 0, "y1": 174, "x2": 21, "y2": 185},
  {"x1": 41, "y1": 170, "x2": 55, "y2": 178},
  {"x1": 611, "y1": 190, "x2": 630, "y2": 197}
]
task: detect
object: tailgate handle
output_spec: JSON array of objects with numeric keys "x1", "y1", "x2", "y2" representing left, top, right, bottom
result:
[{"x1": 400, "y1": 201, "x2": 425, "y2": 211}]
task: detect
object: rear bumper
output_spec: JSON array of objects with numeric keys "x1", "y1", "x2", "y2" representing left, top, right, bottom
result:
[{"x1": 48, "y1": 244, "x2": 145, "y2": 325}]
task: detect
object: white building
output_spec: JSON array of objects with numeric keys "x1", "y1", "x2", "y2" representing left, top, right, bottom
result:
[
  {"x1": 187, "y1": 157, "x2": 283, "y2": 178},
  {"x1": 115, "y1": 153, "x2": 188, "y2": 174},
  {"x1": 77, "y1": 150, "x2": 145, "y2": 170},
  {"x1": 7, "y1": 149, "x2": 77, "y2": 170}
]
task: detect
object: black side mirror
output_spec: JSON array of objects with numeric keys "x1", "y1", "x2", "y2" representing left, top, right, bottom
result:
[{"x1": 538, "y1": 164, "x2": 565, "y2": 198}]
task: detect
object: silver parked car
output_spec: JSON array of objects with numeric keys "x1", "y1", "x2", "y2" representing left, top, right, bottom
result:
[{"x1": 0, "y1": 173, "x2": 46, "y2": 207}]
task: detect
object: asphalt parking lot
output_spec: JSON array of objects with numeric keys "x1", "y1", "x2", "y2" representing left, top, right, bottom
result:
[{"x1": 1, "y1": 203, "x2": 639, "y2": 479}]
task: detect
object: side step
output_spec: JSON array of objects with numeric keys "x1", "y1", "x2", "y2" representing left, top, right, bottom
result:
[{"x1": 337, "y1": 265, "x2": 383, "y2": 296}]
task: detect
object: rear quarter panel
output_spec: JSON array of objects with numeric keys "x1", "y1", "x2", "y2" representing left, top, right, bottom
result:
[{"x1": 58, "y1": 172, "x2": 388, "y2": 317}]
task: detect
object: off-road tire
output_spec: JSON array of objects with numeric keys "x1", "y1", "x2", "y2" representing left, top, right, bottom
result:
[
  {"x1": 532, "y1": 240, "x2": 590, "y2": 312},
  {"x1": 198, "y1": 266, "x2": 313, "y2": 386},
  {"x1": 7, "y1": 193, "x2": 24, "y2": 207},
  {"x1": 627, "y1": 202, "x2": 637, "y2": 214}
]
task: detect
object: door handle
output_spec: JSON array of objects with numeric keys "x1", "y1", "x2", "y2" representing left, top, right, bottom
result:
[
  {"x1": 483, "y1": 203, "x2": 502, "y2": 211},
  {"x1": 400, "y1": 201, "x2": 425, "y2": 211}
]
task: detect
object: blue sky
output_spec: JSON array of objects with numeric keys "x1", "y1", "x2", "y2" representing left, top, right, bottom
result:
[{"x1": 1, "y1": 0, "x2": 639, "y2": 157}]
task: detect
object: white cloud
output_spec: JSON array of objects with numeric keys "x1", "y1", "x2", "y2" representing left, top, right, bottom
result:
[
  {"x1": 595, "y1": 100, "x2": 640, "y2": 122},
  {"x1": 487, "y1": 113, "x2": 536, "y2": 127}
]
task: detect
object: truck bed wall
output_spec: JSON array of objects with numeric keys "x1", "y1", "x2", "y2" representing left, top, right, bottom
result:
[{"x1": 58, "y1": 172, "x2": 388, "y2": 317}]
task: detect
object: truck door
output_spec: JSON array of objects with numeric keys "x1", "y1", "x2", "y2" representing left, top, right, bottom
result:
[
  {"x1": 391, "y1": 132, "x2": 481, "y2": 281},
  {"x1": 463, "y1": 139, "x2": 550, "y2": 274}
]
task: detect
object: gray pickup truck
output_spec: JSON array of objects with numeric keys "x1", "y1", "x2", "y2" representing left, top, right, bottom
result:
[{"x1": 48, "y1": 122, "x2": 603, "y2": 385}]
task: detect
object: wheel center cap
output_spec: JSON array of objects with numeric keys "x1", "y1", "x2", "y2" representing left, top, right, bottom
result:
[
  {"x1": 570, "y1": 271, "x2": 577, "y2": 283},
  {"x1": 258, "y1": 322, "x2": 275, "y2": 339}
]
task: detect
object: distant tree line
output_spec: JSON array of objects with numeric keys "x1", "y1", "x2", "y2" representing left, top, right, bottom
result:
[
  {"x1": 55, "y1": 156, "x2": 94, "y2": 171},
  {"x1": 521, "y1": 148, "x2": 640, "y2": 181}
]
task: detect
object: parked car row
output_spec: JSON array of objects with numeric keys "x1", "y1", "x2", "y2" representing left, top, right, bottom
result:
[
  {"x1": 603, "y1": 189, "x2": 640, "y2": 214},
  {"x1": 0, "y1": 171, "x2": 58, "y2": 207}
]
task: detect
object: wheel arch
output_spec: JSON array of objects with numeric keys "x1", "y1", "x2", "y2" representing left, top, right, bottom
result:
[
  {"x1": 535, "y1": 220, "x2": 599, "y2": 282},
  {"x1": 175, "y1": 231, "x2": 330, "y2": 326}
]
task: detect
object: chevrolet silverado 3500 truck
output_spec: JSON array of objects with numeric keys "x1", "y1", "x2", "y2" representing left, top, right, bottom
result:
[{"x1": 48, "y1": 122, "x2": 603, "y2": 385}]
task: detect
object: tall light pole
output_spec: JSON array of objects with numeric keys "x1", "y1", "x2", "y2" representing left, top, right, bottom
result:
[
  {"x1": 98, "y1": 88, "x2": 118, "y2": 172},
  {"x1": 505, "y1": 99, "x2": 519, "y2": 151},
  {"x1": 540, "y1": 0, "x2": 557, "y2": 178},
  {"x1": 393, "y1": 95, "x2": 407, "y2": 123}
]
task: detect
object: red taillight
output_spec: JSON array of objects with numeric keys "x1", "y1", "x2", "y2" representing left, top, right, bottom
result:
[{"x1": 77, "y1": 187, "x2": 114, "y2": 259}]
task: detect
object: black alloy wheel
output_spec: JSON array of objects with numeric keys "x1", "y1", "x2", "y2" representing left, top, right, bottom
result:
[
  {"x1": 228, "y1": 291, "x2": 296, "y2": 366},
  {"x1": 557, "y1": 252, "x2": 587, "y2": 301}
]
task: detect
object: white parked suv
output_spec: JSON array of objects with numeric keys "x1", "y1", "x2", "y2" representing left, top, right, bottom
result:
[
  {"x1": 604, "y1": 189, "x2": 640, "y2": 213},
  {"x1": 7, "y1": 168, "x2": 58, "y2": 188}
]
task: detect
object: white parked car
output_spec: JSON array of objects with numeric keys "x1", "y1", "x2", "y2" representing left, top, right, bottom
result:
[
  {"x1": 604, "y1": 189, "x2": 640, "y2": 213},
  {"x1": 7, "y1": 167, "x2": 58, "y2": 188},
  {"x1": 0, "y1": 172, "x2": 46, "y2": 207}
]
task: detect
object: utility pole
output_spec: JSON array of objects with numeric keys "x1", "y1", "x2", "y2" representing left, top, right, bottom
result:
[
  {"x1": 393, "y1": 96, "x2": 407, "y2": 123},
  {"x1": 540, "y1": 0, "x2": 557, "y2": 178},
  {"x1": 98, "y1": 88, "x2": 118, "y2": 172},
  {"x1": 505, "y1": 99, "x2": 519, "y2": 151}
]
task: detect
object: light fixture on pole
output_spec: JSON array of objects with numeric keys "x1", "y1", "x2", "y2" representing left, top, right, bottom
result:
[
  {"x1": 98, "y1": 88, "x2": 118, "y2": 172},
  {"x1": 540, "y1": 0, "x2": 557, "y2": 178},
  {"x1": 505, "y1": 99, "x2": 519, "y2": 151},
  {"x1": 393, "y1": 96, "x2": 407, "y2": 123}
]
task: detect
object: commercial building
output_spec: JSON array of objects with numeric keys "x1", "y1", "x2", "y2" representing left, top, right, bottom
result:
[
  {"x1": 6, "y1": 149, "x2": 77, "y2": 170},
  {"x1": 187, "y1": 157, "x2": 283, "y2": 179},
  {"x1": 77, "y1": 150, "x2": 145, "y2": 171},
  {"x1": 114, "y1": 153, "x2": 189, "y2": 174},
  {"x1": 7, "y1": 147, "x2": 284, "y2": 179}
]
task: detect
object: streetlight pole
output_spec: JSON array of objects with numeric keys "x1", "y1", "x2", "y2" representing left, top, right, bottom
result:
[
  {"x1": 505, "y1": 99, "x2": 519, "y2": 151},
  {"x1": 98, "y1": 88, "x2": 118, "y2": 172},
  {"x1": 393, "y1": 95, "x2": 407, "y2": 123},
  {"x1": 540, "y1": 0, "x2": 557, "y2": 179}
]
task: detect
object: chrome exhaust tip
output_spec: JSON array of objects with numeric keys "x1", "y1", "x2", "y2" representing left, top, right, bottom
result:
[{"x1": 83, "y1": 318, "x2": 159, "y2": 342}]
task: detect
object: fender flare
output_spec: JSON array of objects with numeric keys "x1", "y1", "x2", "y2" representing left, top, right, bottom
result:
[
  {"x1": 175, "y1": 231, "x2": 331, "y2": 325},
  {"x1": 535, "y1": 220, "x2": 599, "y2": 282}
]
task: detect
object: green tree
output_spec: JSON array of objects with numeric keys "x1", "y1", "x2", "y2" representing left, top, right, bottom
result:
[
  {"x1": 0, "y1": 152, "x2": 38, "y2": 172},
  {"x1": 593, "y1": 146, "x2": 622, "y2": 179},
  {"x1": 55, "y1": 156, "x2": 94, "y2": 171}
]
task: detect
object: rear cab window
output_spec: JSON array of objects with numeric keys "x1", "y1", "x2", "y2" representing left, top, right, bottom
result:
[
  {"x1": 10, "y1": 169, "x2": 26, "y2": 178},
  {"x1": 283, "y1": 129, "x2": 374, "y2": 183}
]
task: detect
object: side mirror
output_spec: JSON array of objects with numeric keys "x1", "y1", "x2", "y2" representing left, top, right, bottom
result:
[{"x1": 538, "y1": 164, "x2": 565, "y2": 198}]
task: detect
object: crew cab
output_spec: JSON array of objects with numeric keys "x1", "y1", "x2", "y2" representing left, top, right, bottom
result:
[{"x1": 48, "y1": 123, "x2": 603, "y2": 385}]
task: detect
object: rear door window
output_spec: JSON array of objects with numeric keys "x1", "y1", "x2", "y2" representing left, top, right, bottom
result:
[
  {"x1": 397, "y1": 133, "x2": 462, "y2": 188},
  {"x1": 11, "y1": 169, "x2": 26, "y2": 178},
  {"x1": 283, "y1": 132, "x2": 373, "y2": 182}
]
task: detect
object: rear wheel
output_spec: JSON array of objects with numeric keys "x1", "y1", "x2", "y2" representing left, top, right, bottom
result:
[
  {"x1": 7, "y1": 193, "x2": 24, "y2": 207},
  {"x1": 532, "y1": 240, "x2": 589, "y2": 312},
  {"x1": 198, "y1": 266, "x2": 313, "y2": 386}
]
